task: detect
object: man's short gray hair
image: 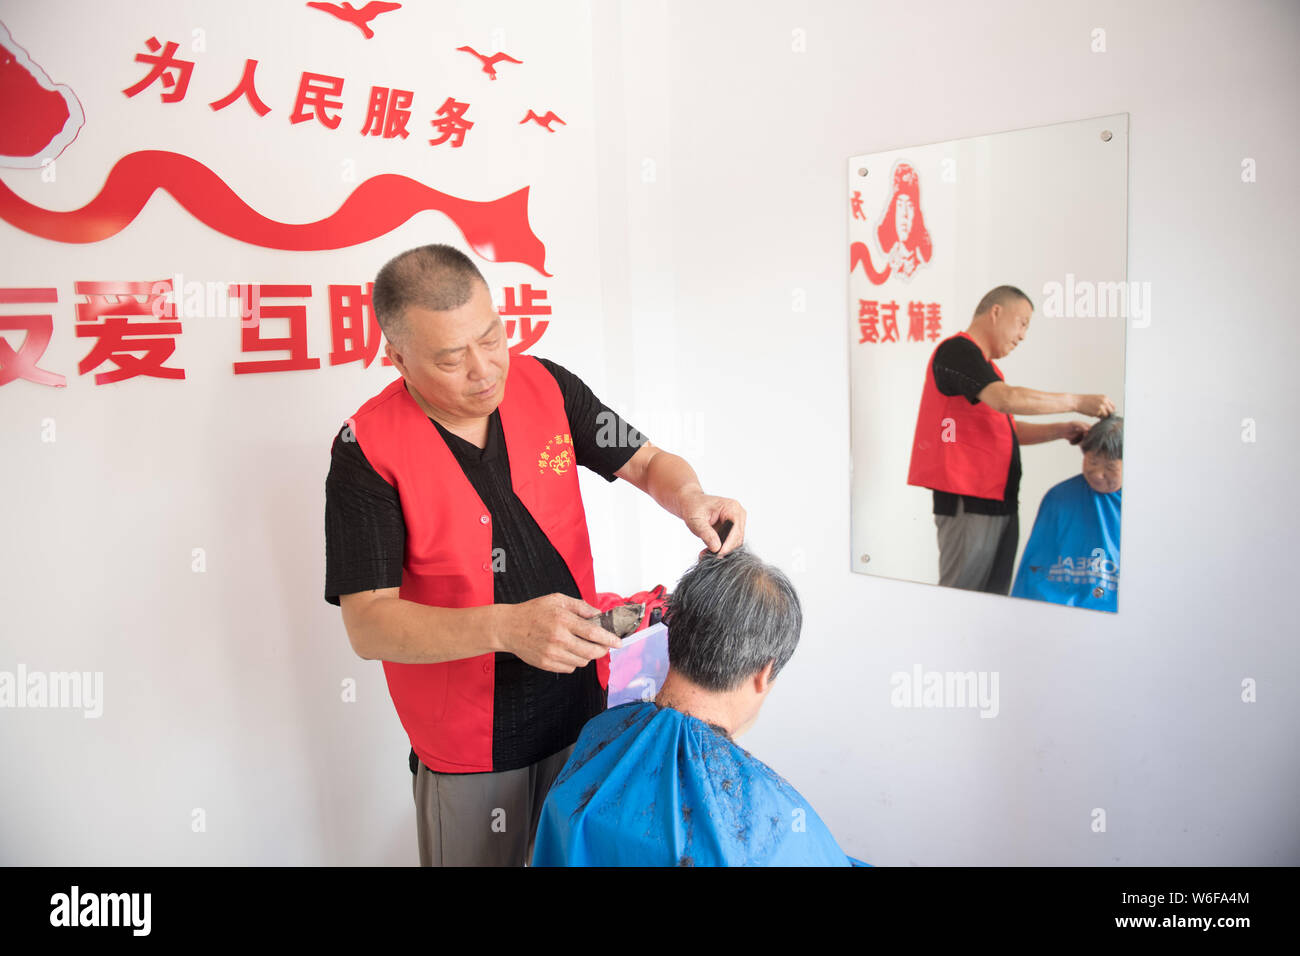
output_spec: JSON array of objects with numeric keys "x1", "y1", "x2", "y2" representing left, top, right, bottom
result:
[
  {"x1": 974, "y1": 285, "x2": 1033, "y2": 317},
  {"x1": 371, "y1": 244, "x2": 486, "y2": 348},
  {"x1": 663, "y1": 546, "x2": 802, "y2": 692},
  {"x1": 1080, "y1": 415, "x2": 1123, "y2": 460}
]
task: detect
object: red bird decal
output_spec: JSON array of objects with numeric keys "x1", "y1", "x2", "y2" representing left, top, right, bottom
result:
[
  {"x1": 456, "y1": 45, "x2": 523, "y2": 80},
  {"x1": 520, "y1": 110, "x2": 565, "y2": 132},
  {"x1": 306, "y1": 2, "x2": 402, "y2": 40}
]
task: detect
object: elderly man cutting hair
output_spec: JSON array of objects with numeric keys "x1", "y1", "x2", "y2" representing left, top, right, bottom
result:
[
  {"x1": 324, "y1": 243, "x2": 747, "y2": 867},
  {"x1": 532, "y1": 546, "x2": 858, "y2": 866}
]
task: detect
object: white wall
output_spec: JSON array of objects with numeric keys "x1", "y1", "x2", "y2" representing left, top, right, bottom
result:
[
  {"x1": 591, "y1": 0, "x2": 1299, "y2": 865},
  {"x1": 2, "y1": 0, "x2": 1297, "y2": 866}
]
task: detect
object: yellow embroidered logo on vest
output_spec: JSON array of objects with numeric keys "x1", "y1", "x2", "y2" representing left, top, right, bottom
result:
[{"x1": 537, "y1": 433, "x2": 574, "y2": 475}]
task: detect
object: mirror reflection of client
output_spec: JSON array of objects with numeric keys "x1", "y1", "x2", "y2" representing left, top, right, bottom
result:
[
  {"x1": 907, "y1": 286, "x2": 1115, "y2": 594},
  {"x1": 531, "y1": 546, "x2": 860, "y2": 866},
  {"x1": 1011, "y1": 417, "x2": 1122, "y2": 612}
]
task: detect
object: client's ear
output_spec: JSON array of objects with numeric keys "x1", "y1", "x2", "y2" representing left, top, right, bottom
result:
[{"x1": 754, "y1": 660, "x2": 776, "y2": 695}]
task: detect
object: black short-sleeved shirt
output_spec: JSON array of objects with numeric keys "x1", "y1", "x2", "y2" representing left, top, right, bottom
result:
[
  {"x1": 323, "y1": 357, "x2": 649, "y2": 773},
  {"x1": 929, "y1": 336, "x2": 1020, "y2": 517}
]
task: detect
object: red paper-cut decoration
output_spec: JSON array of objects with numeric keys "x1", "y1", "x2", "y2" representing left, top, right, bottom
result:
[
  {"x1": 75, "y1": 280, "x2": 184, "y2": 384},
  {"x1": 0, "y1": 22, "x2": 84, "y2": 167},
  {"x1": 876, "y1": 162, "x2": 931, "y2": 281},
  {"x1": 306, "y1": 2, "x2": 402, "y2": 40},
  {"x1": 850, "y1": 162, "x2": 932, "y2": 286},
  {"x1": 520, "y1": 110, "x2": 565, "y2": 132},
  {"x1": 456, "y1": 46, "x2": 523, "y2": 80},
  {"x1": 850, "y1": 241, "x2": 890, "y2": 286},
  {"x1": 0, "y1": 287, "x2": 65, "y2": 387},
  {"x1": 0, "y1": 150, "x2": 552, "y2": 274},
  {"x1": 122, "y1": 37, "x2": 194, "y2": 103},
  {"x1": 210, "y1": 59, "x2": 272, "y2": 116}
]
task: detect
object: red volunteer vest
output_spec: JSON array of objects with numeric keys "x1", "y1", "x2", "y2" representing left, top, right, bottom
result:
[
  {"x1": 346, "y1": 354, "x2": 604, "y2": 773},
  {"x1": 907, "y1": 331, "x2": 1018, "y2": 501}
]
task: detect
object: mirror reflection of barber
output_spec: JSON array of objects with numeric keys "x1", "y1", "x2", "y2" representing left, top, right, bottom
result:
[{"x1": 906, "y1": 286, "x2": 1115, "y2": 595}]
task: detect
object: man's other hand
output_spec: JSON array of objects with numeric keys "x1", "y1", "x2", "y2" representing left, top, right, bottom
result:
[
  {"x1": 1075, "y1": 393, "x2": 1115, "y2": 418},
  {"x1": 681, "y1": 491, "x2": 747, "y2": 556}
]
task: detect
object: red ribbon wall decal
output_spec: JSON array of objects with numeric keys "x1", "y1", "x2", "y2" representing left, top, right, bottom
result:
[{"x1": 0, "y1": 149, "x2": 551, "y2": 275}]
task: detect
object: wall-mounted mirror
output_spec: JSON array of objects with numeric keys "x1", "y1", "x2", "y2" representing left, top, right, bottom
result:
[{"x1": 848, "y1": 113, "x2": 1129, "y2": 612}]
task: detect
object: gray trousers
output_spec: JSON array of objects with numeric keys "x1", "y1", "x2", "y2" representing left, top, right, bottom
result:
[
  {"x1": 934, "y1": 498, "x2": 1019, "y2": 595},
  {"x1": 411, "y1": 744, "x2": 573, "y2": 867}
]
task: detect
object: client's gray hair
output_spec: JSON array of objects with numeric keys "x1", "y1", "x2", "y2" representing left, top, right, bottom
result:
[
  {"x1": 663, "y1": 546, "x2": 802, "y2": 692},
  {"x1": 1080, "y1": 415, "x2": 1123, "y2": 460}
]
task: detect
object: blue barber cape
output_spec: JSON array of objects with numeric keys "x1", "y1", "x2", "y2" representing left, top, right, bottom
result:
[
  {"x1": 532, "y1": 702, "x2": 855, "y2": 866},
  {"x1": 1011, "y1": 474, "x2": 1122, "y2": 612}
]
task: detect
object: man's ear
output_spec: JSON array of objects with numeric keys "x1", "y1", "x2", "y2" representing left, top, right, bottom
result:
[
  {"x1": 754, "y1": 660, "x2": 776, "y2": 695},
  {"x1": 384, "y1": 341, "x2": 405, "y2": 375}
]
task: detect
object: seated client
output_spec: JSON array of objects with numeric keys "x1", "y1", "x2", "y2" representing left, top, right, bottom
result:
[
  {"x1": 532, "y1": 545, "x2": 854, "y2": 866},
  {"x1": 1011, "y1": 415, "x2": 1123, "y2": 612}
]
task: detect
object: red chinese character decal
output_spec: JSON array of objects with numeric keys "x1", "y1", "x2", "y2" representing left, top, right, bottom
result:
[
  {"x1": 361, "y1": 87, "x2": 413, "y2": 139},
  {"x1": 499, "y1": 284, "x2": 550, "y2": 354},
  {"x1": 122, "y1": 38, "x2": 194, "y2": 103},
  {"x1": 307, "y1": 2, "x2": 403, "y2": 40},
  {"x1": 906, "y1": 301, "x2": 926, "y2": 342},
  {"x1": 290, "y1": 72, "x2": 345, "y2": 129},
  {"x1": 456, "y1": 46, "x2": 523, "y2": 81},
  {"x1": 857, "y1": 299, "x2": 878, "y2": 344},
  {"x1": 880, "y1": 300, "x2": 899, "y2": 342},
  {"x1": 858, "y1": 299, "x2": 942, "y2": 345},
  {"x1": 75, "y1": 280, "x2": 184, "y2": 384},
  {"x1": 520, "y1": 110, "x2": 565, "y2": 132},
  {"x1": 231, "y1": 285, "x2": 321, "y2": 374},
  {"x1": 209, "y1": 59, "x2": 272, "y2": 116},
  {"x1": 0, "y1": 287, "x2": 65, "y2": 387},
  {"x1": 428, "y1": 97, "x2": 473, "y2": 147},
  {"x1": 924, "y1": 302, "x2": 943, "y2": 340},
  {"x1": 850, "y1": 161, "x2": 932, "y2": 286},
  {"x1": 327, "y1": 283, "x2": 392, "y2": 367},
  {"x1": 850, "y1": 190, "x2": 865, "y2": 221}
]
